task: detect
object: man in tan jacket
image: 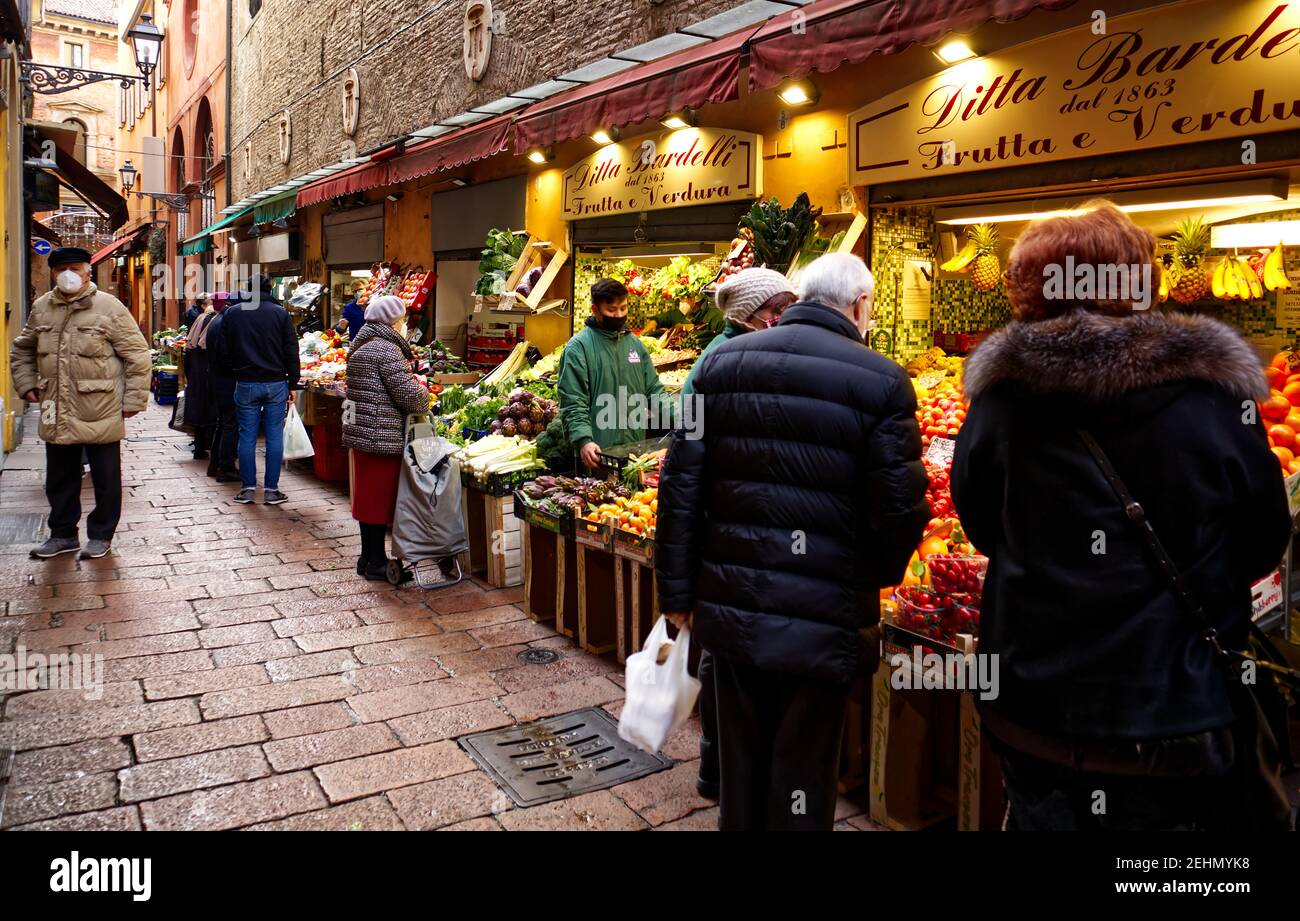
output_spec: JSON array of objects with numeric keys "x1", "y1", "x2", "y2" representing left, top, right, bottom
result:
[{"x1": 10, "y1": 247, "x2": 151, "y2": 560}]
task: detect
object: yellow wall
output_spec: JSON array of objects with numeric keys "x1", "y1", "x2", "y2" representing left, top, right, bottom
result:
[{"x1": 1, "y1": 52, "x2": 21, "y2": 452}]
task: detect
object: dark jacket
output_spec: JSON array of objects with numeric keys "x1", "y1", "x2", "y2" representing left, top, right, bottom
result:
[
  {"x1": 341, "y1": 322, "x2": 430, "y2": 455},
  {"x1": 953, "y1": 310, "x2": 1290, "y2": 741},
  {"x1": 341, "y1": 300, "x2": 366, "y2": 342},
  {"x1": 182, "y1": 310, "x2": 217, "y2": 428},
  {"x1": 208, "y1": 292, "x2": 300, "y2": 384},
  {"x1": 557, "y1": 317, "x2": 668, "y2": 451},
  {"x1": 202, "y1": 312, "x2": 236, "y2": 410},
  {"x1": 655, "y1": 302, "x2": 930, "y2": 685}
]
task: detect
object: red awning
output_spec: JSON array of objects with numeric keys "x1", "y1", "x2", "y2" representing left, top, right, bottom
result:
[
  {"x1": 90, "y1": 225, "x2": 149, "y2": 265},
  {"x1": 386, "y1": 116, "x2": 514, "y2": 185},
  {"x1": 748, "y1": 0, "x2": 1080, "y2": 91},
  {"x1": 296, "y1": 116, "x2": 517, "y2": 208},
  {"x1": 512, "y1": 29, "x2": 751, "y2": 152},
  {"x1": 295, "y1": 159, "x2": 387, "y2": 209}
]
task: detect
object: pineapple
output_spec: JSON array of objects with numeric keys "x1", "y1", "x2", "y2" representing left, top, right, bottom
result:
[
  {"x1": 1169, "y1": 217, "x2": 1211, "y2": 303},
  {"x1": 968, "y1": 223, "x2": 1001, "y2": 292}
]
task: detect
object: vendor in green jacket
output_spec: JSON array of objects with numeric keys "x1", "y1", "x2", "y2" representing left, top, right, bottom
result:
[
  {"x1": 680, "y1": 268, "x2": 797, "y2": 397},
  {"x1": 559, "y1": 278, "x2": 670, "y2": 470}
]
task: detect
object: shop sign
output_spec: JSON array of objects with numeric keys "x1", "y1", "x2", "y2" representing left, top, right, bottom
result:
[
  {"x1": 849, "y1": 0, "x2": 1300, "y2": 186},
  {"x1": 561, "y1": 127, "x2": 762, "y2": 219},
  {"x1": 1250, "y1": 568, "x2": 1283, "y2": 619}
]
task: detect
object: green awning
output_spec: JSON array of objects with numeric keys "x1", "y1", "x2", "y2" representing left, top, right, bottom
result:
[
  {"x1": 181, "y1": 205, "x2": 254, "y2": 248},
  {"x1": 254, "y1": 192, "x2": 296, "y2": 225},
  {"x1": 179, "y1": 236, "x2": 212, "y2": 256}
]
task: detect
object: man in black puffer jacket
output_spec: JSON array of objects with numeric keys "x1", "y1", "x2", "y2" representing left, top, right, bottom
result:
[{"x1": 656, "y1": 252, "x2": 929, "y2": 831}]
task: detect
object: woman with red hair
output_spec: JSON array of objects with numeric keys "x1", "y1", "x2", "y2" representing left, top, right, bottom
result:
[{"x1": 952, "y1": 203, "x2": 1291, "y2": 830}]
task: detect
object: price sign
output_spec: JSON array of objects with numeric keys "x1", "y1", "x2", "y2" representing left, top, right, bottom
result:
[
  {"x1": 1251, "y1": 569, "x2": 1283, "y2": 621},
  {"x1": 925, "y1": 437, "x2": 956, "y2": 467}
]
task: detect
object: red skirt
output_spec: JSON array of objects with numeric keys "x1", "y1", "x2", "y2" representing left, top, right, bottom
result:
[{"x1": 350, "y1": 449, "x2": 403, "y2": 525}]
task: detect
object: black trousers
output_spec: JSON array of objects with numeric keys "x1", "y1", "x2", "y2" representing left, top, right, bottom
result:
[
  {"x1": 995, "y1": 745, "x2": 1237, "y2": 831},
  {"x1": 712, "y1": 655, "x2": 848, "y2": 831},
  {"x1": 210, "y1": 407, "x2": 238, "y2": 471},
  {"x1": 696, "y1": 649, "x2": 719, "y2": 784},
  {"x1": 45, "y1": 441, "x2": 122, "y2": 542}
]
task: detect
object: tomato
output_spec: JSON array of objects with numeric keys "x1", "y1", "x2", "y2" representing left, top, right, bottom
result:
[
  {"x1": 1272, "y1": 445, "x2": 1295, "y2": 468},
  {"x1": 1284, "y1": 382, "x2": 1300, "y2": 407}
]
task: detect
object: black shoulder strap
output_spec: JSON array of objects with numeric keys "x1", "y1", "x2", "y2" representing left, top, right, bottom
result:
[{"x1": 1076, "y1": 429, "x2": 1221, "y2": 646}]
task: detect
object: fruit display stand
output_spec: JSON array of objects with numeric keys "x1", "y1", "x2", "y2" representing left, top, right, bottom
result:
[
  {"x1": 472, "y1": 235, "x2": 568, "y2": 314},
  {"x1": 298, "y1": 387, "x2": 343, "y2": 427}
]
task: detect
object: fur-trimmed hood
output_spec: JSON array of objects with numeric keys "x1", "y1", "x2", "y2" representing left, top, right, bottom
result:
[{"x1": 962, "y1": 310, "x2": 1265, "y2": 403}]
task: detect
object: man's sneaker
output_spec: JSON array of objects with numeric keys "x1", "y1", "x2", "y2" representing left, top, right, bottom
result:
[
  {"x1": 80, "y1": 539, "x2": 112, "y2": 559},
  {"x1": 30, "y1": 537, "x2": 79, "y2": 559},
  {"x1": 235, "y1": 488, "x2": 257, "y2": 504},
  {"x1": 264, "y1": 489, "x2": 288, "y2": 505}
]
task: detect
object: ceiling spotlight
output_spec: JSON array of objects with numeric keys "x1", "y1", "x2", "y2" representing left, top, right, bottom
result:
[
  {"x1": 934, "y1": 40, "x2": 977, "y2": 64},
  {"x1": 527, "y1": 147, "x2": 553, "y2": 164},
  {"x1": 450, "y1": 177, "x2": 469, "y2": 188},
  {"x1": 777, "y1": 78, "x2": 819, "y2": 107},
  {"x1": 591, "y1": 127, "x2": 620, "y2": 145},
  {"x1": 660, "y1": 109, "x2": 696, "y2": 130}
]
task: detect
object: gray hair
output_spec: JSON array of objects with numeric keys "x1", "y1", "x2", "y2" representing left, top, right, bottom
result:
[{"x1": 798, "y1": 252, "x2": 875, "y2": 312}]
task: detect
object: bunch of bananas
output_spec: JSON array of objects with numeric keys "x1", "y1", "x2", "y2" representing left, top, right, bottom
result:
[
  {"x1": 1212, "y1": 255, "x2": 1264, "y2": 301},
  {"x1": 1253, "y1": 245, "x2": 1293, "y2": 293}
]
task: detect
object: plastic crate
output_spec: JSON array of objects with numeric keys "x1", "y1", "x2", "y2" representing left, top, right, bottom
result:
[
  {"x1": 312, "y1": 423, "x2": 348, "y2": 482},
  {"x1": 513, "y1": 490, "x2": 574, "y2": 536}
]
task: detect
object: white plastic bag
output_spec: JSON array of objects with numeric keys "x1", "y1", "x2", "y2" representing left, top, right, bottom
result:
[
  {"x1": 618, "y1": 617, "x2": 701, "y2": 754},
  {"x1": 282, "y1": 402, "x2": 315, "y2": 461}
]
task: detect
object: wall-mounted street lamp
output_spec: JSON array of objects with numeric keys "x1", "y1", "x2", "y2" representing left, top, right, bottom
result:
[{"x1": 22, "y1": 13, "x2": 165, "y2": 95}]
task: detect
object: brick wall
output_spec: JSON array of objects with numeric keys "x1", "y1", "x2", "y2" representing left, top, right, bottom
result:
[{"x1": 230, "y1": 0, "x2": 738, "y2": 199}]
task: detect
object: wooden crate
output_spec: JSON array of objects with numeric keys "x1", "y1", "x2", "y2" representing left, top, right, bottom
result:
[
  {"x1": 521, "y1": 522, "x2": 553, "y2": 623},
  {"x1": 484, "y1": 493, "x2": 522, "y2": 588},
  {"x1": 574, "y1": 530, "x2": 617, "y2": 655},
  {"x1": 300, "y1": 388, "x2": 343, "y2": 426},
  {"x1": 613, "y1": 548, "x2": 659, "y2": 664},
  {"x1": 554, "y1": 534, "x2": 581, "y2": 639}
]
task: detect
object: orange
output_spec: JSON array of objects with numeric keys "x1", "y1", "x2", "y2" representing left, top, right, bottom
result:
[
  {"x1": 1262, "y1": 394, "x2": 1291, "y2": 421},
  {"x1": 1268, "y1": 424, "x2": 1296, "y2": 449},
  {"x1": 1272, "y1": 351, "x2": 1293, "y2": 372},
  {"x1": 1272, "y1": 446, "x2": 1294, "y2": 467},
  {"x1": 918, "y1": 536, "x2": 949, "y2": 559},
  {"x1": 1266, "y1": 366, "x2": 1287, "y2": 389},
  {"x1": 1283, "y1": 382, "x2": 1300, "y2": 407},
  {"x1": 1289, "y1": 459, "x2": 1300, "y2": 476},
  {"x1": 1285, "y1": 410, "x2": 1300, "y2": 432}
]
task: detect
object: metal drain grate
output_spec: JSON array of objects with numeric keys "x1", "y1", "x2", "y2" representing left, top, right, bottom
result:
[
  {"x1": 459, "y1": 707, "x2": 671, "y2": 807},
  {"x1": 0, "y1": 513, "x2": 47, "y2": 545},
  {"x1": 517, "y1": 648, "x2": 560, "y2": 665}
]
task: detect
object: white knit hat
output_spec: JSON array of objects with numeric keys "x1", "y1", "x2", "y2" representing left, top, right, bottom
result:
[
  {"x1": 365, "y1": 295, "x2": 405, "y2": 325},
  {"x1": 716, "y1": 268, "x2": 795, "y2": 325}
]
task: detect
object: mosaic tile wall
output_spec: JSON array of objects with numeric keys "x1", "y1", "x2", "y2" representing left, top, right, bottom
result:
[{"x1": 869, "y1": 206, "x2": 1013, "y2": 362}]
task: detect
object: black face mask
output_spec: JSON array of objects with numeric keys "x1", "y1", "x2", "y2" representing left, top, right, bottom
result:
[{"x1": 598, "y1": 314, "x2": 627, "y2": 333}]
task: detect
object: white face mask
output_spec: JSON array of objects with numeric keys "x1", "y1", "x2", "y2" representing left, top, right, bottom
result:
[{"x1": 56, "y1": 269, "x2": 85, "y2": 295}]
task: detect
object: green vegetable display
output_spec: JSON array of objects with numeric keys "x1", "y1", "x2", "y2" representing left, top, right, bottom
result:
[
  {"x1": 740, "y1": 193, "x2": 822, "y2": 273},
  {"x1": 475, "y1": 229, "x2": 528, "y2": 295}
]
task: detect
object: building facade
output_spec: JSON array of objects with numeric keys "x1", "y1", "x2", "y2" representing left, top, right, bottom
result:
[{"x1": 28, "y1": 0, "x2": 122, "y2": 251}]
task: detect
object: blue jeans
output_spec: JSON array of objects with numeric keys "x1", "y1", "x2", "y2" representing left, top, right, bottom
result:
[{"x1": 234, "y1": 380, "x2": 289, "y2": 490}]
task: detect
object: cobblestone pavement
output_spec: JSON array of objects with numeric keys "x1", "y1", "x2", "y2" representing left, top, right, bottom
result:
[{"x1": 0, "y1": 405, "x2": 875, "y2": 831}]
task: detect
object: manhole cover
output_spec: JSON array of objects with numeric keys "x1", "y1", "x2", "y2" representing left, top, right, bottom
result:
[
  {"x1": 459, "y1": 707, "x2": 670, "y2": 807},
  {"x1": 517, "y1": 649, "x2": 560, "y2": 665},
  {"x1": 0, "y1": 513, "x2": 46, "y2": 545}
]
